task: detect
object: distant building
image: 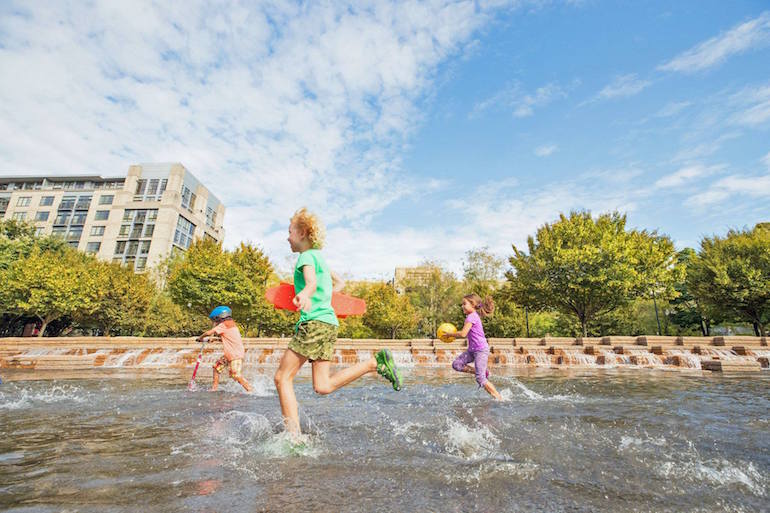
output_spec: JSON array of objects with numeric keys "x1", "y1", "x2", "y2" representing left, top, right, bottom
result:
[
  {"x1": 393, "y1": 265, "x2": 435, "y2": 294},
  {"x1": 0, "y1": 163, "x2": 225, "y2": 272}
]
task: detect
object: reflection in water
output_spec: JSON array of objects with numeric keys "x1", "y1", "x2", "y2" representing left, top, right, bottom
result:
[{"x1": 0, "y1": 368, "x2": 768, "y2": 512}]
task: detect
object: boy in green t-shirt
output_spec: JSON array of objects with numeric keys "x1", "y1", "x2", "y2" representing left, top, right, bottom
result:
[{"x1": 274, "y1": 208, "x2": 403, "y2": 436}]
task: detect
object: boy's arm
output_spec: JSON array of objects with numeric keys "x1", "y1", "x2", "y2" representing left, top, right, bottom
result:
[
  {"x1": 197, "y1": 327, "x2": 217, "y2": 341},
  {"x1": 331, "y1": 271, "x2": 345, "y2": 292},
  {"x1": 293, "y1": 265, "x2": 317, "y2": 311},
  {"x1": 447, "y1": 322, "x2": 473, "y2": 339}
]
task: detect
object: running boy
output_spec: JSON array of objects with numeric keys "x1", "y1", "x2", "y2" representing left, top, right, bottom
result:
[
  {"x1": 274, "y1": 208, "x2": 402, "y2": 436},
  {"x1": 444, "y1": 294, "x2": 502, "y2": 400},
  {"x1": 198, "y1": 306, "x2": 252, "y2": 392}
]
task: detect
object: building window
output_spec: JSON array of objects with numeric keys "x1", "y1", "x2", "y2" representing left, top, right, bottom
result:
[
  {"x1": 40, "y1": 196, "x2": 54, "y2": 206},
  {"x1": 17, "y1": 196, "x2": 31, "y2": 207},
  {"x1": 51, "y1": 227, "x2": 66, "y2": 237},
  {"x1": 134, "y1": 179, "x2": 167, "y2": 201},
  {"x1": 12, "y1": 212, "x2": 27, "y2": 220},
  {"x1": 54, "y1": 213, "x2": 70, "y2": 225},
  {"x1": 206, "y1": 206, "x2": 217, "y2": 228},
  {"x1": 35, "y1": 211, "x2": 49, "y2": 222},
  {"x1": 94, "y1": 210, "x2": 109, "y2": 221},
  {"x1": 71, "y1": 213, "x2": 87, "y2": 225},
  {"x1": 75, "y1": 195, "x2": 92, "y2": 210},
  {"x1": 59, "y1": 196, "x2": 76, "y2": 210},
  {"x1": 0, "y1": 197, "x2": 9, "y2": 213},
  {"x1": 136, "y1": 257, "x2": 147, "y2": 271},
  {"x1": 85, "y1": 242, "x2": 101, "y2": 254},
  {"x1": 181, "y1": 185, "x2": 194, "y2": 211},
  {"x1": 90, "y1": 226, "x2": 105, "y2": 236},
  {"x1": 99, "y1": 195, "x2": 114, "y2": 205},
  {"x1": 67, "y1": 227, "x2": 83, "y2": 241},
  {"x1": 35, "y1": 226, "x2": 45, "y2": 236},
  {"x1": 173, "y1": 215, "x2": 196, "y2": 249},
  {"x1": 115, "y1": 241, "x2": 126, "y2": 254}
]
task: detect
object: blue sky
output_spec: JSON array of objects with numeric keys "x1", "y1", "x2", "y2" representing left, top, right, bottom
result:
[{"x1": 1, "y1": 1, "x2": 768, "y2": 278}]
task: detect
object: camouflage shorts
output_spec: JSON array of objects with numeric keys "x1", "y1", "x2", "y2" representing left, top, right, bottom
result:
[
  {"x1": 289, "y1": 321, "x2": 338, "y2": 362},
  {"x1": 213, "y1": 356, "x2": 243, "y2": 378}
]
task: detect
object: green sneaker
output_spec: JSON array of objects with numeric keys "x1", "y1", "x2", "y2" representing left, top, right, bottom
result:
[{"x1": 375, "y1": 349, "x2": 403, "y2": 391}]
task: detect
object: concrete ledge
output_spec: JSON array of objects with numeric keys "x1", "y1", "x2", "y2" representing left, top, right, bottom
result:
[{"x1": 702, "y1": 360, "x2": 761, "y2": 372}]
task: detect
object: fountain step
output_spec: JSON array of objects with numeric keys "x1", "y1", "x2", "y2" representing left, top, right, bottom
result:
[{"x1": 702, "y1": 360, "x2": 761, "y2": 372}]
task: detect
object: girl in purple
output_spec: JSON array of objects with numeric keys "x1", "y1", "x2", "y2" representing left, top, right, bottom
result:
[{"x1": 444, "y1": 294, "x2": 502, "y2": 400}]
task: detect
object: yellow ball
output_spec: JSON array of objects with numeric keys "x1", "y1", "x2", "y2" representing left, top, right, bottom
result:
[{"x1": 437, "y1": 322, "x2": 457, "y2": 343}]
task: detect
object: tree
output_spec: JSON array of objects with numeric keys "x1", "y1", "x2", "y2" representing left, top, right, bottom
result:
[
  {"x1": 507, "y1": 211, "x2": 679, "y2": 337},
  {"x1": 2, "y1": 247, "x2": 100, "y2": 336},
  {"x1": 670, "y1": 248, "x2": 723, "y2": 335},
  {"x1": 77, "y1": 261, "x2": 155, "y2": 336},
  {"x1": 688, "y1": 224, "x2": 770, "y2": 336},
  {"x1": 143, "y1": 292, "x2": 209, "y2": 337},
  {"x1": 403, "y1": 262, "x2": 463, "y2": 338},
  {"x1": 166, "y1": 238, "x2": 259, "y2": 318},
  {"x1": 357, "y1": 282, "x2": 418, "y2": 339}
]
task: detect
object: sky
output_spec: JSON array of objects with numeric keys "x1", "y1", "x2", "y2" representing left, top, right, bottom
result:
[{"x1": 1, "y1": 1, "x2": 769, "y2": 279}]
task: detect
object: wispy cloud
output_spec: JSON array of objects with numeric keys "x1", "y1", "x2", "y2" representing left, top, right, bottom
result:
[
  {"x1": 594, "y1": 74, "x2": 652, "y2": 101},
  {"x1": 472, "y1": 81, "x2": 568, "y2": 118},
  {"x1": 729, "y1": 83, "x2": 770, "y2": 126},
  {"x1": 659, "y1": 11, "x2": 770, "y2": 73},
  {"x1": 655, "y1": 164, "x2": 723, "y2": 188},
  {"x1": 685, "y1": 173, "x2": 770, "y2": 208},
  {"x1": 534, "y1": 144, "x2": 558, "y2": 157},
  {"x1": 655, "y1": 100, "x2": 693, "y2": 118}
]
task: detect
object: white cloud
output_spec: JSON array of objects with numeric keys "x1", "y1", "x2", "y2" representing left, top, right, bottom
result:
[
  {"x1": 686, "y1": 173, "x2": 770, "y2": 208},
  {"x1": 655, "y1": 100, "x2": 693, "y2": 118},
  {"x1": 534, "y1": 144, "x2": 558, "y2": 157},
  {"x1": 594, "y1": 74, "x2": 651, "y2": 101},
  {"x1": 729, "y1": 83, "x2": 770, "y2": 126},
  {"x1": 763, "y1": 151, "x2": 770, "y2": 169},
  {"x1": 0, "y1": 0, "x2": 524, "y2": 277},
  {"x1": 654, "y1": 164, "x2": 723, "y2": 188},
  {"x1": 659, "y1": 11, "x2": 770, "y2": 73},
  {"x1": 472, "y1": 81, "x2": 568, "y2": 118}
]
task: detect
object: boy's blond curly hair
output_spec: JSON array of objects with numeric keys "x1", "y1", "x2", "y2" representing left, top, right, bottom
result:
[{"x1": 290, "y1": 207, "x2": 325, "y2": 249}]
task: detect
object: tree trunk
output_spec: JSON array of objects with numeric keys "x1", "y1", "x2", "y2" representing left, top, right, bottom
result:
[
  {"x1": 753, "y1": 321, "x2": 760, "y2": 337},
  {"x1": 700, "y1": 318, "x2": 707, "y2": 337},
  {"x1": 580, "y1": 315, "x2": 587, "y2": 338},
  {"x1": 38, "y1": 319, "x2": 49, "y2": 337}
]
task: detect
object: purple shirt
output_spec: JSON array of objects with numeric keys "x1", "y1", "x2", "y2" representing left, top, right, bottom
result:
[{"x1": 465, "y1": 311, "x2": 488, "y2": 352}]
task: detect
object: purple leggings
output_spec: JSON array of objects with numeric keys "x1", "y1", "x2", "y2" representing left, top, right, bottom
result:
[{"x1": 452, "y1": 349, "x2": 489, "y2": 387}]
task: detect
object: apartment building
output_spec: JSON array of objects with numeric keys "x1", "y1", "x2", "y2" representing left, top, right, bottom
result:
[{"x1": 0, "y1": 163, "x2": 225, "y2": 272}]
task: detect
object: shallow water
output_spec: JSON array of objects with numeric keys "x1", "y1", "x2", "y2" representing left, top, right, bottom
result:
[{"x1": 1, "y1": 367, "x2": 768, "y2": 512}]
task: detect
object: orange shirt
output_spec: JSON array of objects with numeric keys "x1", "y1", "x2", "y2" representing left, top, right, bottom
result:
[{"x1": 213, "y1": 320, "x2": 245, "y2": 361}]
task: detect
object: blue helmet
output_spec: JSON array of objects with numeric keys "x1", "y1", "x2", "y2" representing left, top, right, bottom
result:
[{"x1": 209, "y1": 305, "x2": 232, "y2": 321}]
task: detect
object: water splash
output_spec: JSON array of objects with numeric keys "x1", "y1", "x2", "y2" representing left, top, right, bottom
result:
[{"x1": 443, "y1": 418, "x2": 500, "y2": 460}]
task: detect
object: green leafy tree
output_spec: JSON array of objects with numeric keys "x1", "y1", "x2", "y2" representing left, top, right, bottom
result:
[
  {"x1": 688, "y1": 224, "x2": 770, "y2": 336},
  {"x1": 670, "y1": 248, "x2": 723, "y2": 335},
  {"x1": 508, "y1": 211, "x2": 679, "y2": 337},
  {"x1": 403, "y1": 262, "x2": 463, "y2": 338},
  {"x1": 77, "y1": 262, "x2": 156, "y2": 336},
  {"x1": 357, "y1": 282, "x2": 418, "y2": 339},
  {"x1": 143, "y1": 292, "x2": 209, "y2": 337},
  {"x1": 3, "y1": 247, "x2": 99, "y2": 336},
  {"x1": 166, "y1": 238, "x2": 258, "y2": 318}
]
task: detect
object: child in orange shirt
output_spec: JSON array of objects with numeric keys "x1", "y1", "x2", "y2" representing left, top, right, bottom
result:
[{"x1": 197, "y1": 306, "x2": 252, "y2": 392}]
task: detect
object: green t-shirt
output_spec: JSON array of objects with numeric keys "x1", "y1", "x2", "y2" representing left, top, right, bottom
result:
[{"x1": 294, "y1": 249, "x2": 339, "y2": 327}]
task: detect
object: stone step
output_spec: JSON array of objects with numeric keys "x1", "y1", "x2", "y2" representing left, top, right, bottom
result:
[{"x1": 702, "y1": 360, "x2": 762, "y2": 372}]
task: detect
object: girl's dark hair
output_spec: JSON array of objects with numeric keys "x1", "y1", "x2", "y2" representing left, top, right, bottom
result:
[{"x1": 464, "y1": 293, "x2": 495, "y2": 317}]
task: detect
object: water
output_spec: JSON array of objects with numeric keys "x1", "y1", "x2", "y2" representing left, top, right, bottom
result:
[{"x1": 1, "y1": 368, "x2": 768, "y2": 512}]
